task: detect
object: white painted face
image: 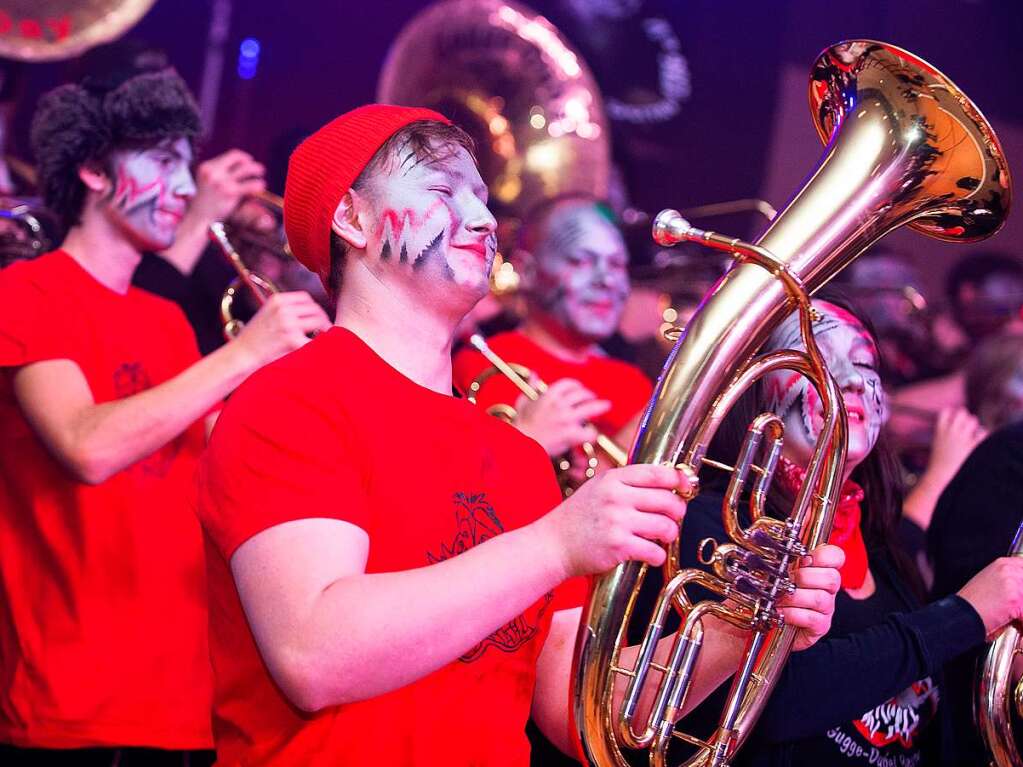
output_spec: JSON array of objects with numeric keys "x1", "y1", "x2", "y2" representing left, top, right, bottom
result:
[
  {"x1": 104, "y1": 137, "x2": 196, "y2": 251},
  {"x1": 763, "y1": 301, "x2": 888, "y2": 472},
  {"x1": 530, "y1": 202, "x2": 630, "y2": 342},
  {"x1": 360, "y1": 142, "x2": 498, "y2": 299}
]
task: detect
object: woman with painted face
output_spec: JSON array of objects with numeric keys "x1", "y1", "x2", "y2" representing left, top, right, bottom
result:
[{"x1": 673, "y1": 294, "x2": 1023, "y2": 767}]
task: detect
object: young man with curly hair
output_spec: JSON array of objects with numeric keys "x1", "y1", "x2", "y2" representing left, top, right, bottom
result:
[
  {"x1": 195, "y1": 105, "x2": 844, "y2": 765},
  {"x1": 0, "y1": 69, "x2": 330, "y2": 765}
]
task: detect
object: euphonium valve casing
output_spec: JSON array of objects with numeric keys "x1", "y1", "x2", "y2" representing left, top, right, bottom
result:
[{"x1": 574, "y1": 40, "x2": 1010, "y2": 767}]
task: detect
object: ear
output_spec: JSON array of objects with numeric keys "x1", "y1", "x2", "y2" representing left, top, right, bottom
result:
[
  {"x1": 331, "y1": 190, "x2": 367, "y2": 250},
  {"x1": 512, "y1": 247, "x2": 537, "y2": 291},
  {"x1": 78, "y1": 162, "x2": 109, "y2": 195}
]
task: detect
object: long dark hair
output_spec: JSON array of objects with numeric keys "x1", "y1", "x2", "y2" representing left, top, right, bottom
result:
[{"x1": 702, "y1": 288, "x2": 925, "y2": 597}]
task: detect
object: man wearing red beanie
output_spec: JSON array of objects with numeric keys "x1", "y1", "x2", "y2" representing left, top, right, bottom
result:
[{"x1": 196, "y1": 104, "x2": 843, "y2": 765}]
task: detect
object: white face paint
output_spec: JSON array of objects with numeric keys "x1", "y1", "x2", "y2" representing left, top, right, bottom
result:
[
  {"x1": 763, "y1": 301, "x2": 888, "y2": 472},
  {"x1": 530, "y1": 202, "x2": 630, "y2": 342},
  {"x1": 361, "y1": 143, "x2": 497, "y2": 298},
  {"x1": 105, "y1": 137, "x2": 196, "y2": 251}
]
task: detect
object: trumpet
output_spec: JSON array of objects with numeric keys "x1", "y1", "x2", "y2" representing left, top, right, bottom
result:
[
  {"x1": 208, "y1": 221, "x2": 279, "y2": 339},
  {"x1": 466, "y1": 334, "x2": 627, "y2": 493}
]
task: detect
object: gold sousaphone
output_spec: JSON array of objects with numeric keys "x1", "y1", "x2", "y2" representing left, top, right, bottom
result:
[
  {"x1": 574, "y1": 40, "x2": 1010, "y2": 767},
  {"x1": 0, "y1": 1, "x2": 157, "y2": 62}
]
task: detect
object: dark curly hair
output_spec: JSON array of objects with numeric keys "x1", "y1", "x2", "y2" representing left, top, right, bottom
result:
[{"x1": 29, "y1": 68, "x2": 201, "y2": 233}]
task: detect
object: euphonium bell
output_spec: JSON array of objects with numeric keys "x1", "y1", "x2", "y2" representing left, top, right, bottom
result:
[{"x1": 573, "y1": 40, "x2": 1011, "y2": 767}]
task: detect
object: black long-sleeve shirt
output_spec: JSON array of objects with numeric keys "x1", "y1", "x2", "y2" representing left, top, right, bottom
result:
[
  {"x1": 672, "y1": 492, "x2": 985, "y2": 767},
  {"x1": 928, "y1": 421, "x2": 1023, "y2": 766}
]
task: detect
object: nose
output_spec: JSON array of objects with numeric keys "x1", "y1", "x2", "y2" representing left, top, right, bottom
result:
[
  {"x1": 463, "y1": 194, "x2": 497, "y2": 237},
  {"x1": 836, "y1": 363, "x2": 865, "y2": 395},
  {"x1": 175, "y1": 167, "x2": 198, "y2": 201}
]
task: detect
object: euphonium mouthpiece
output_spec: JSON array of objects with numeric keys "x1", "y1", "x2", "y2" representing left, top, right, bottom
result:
[{"x1": 652, "y1": 209, "x2": 703, "y2": 246}]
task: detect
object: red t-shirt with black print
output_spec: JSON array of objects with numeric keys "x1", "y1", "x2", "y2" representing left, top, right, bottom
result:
[
  {"x1": 197, "y1": 327, "x2": 583, "y2": 767},
  {"x1": 452, "y1": 330, "x2": 653, "y2": 439},
  {"x1": 0, "y1": 251, "x2": 213, "y2": 748}
]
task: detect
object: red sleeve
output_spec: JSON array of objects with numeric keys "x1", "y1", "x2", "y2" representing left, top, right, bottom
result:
[
  {"x1": 0, "y1": 265, "x2": 79, "y2": 368},
  {"x1": 197, "y1": 365, "x2": 369, "y2": 560}
]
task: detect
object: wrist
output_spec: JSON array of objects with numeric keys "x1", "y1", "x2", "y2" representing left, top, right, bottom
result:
[
  {"x1": 218, "y1": 336, "x2": 265, "y2": 381},
  {"x1": 522, "y1": 515, "x2": 572, "y2": 585}
]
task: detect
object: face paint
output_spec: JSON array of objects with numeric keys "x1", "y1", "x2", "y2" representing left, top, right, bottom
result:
[
  {"x1": 364, "y1": 143, "x2": 497, "y2": 295},
  {"x1": 104, "y1": 137, "x2": 195, "y2": 251},
  {"x1": 763, "y1": 301, "x2": 888, "y2": 471},
  {"x1": 531, "y1": 202, "x2": 630, "y2": 342}
]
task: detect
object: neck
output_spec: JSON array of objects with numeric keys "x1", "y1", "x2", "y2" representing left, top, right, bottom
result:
[
  {"x1": 335, "y1": 264, "x2": 463, "y2": 395},
  {"x1": 60, "y1": 210, "x2": 143, "y2": 294},
  {"x1": 781, "y1": 446, "x2": 859, "y2": 486},
  {"x1": 519, "y1": 312, "x2": 599, "y2": 364}
]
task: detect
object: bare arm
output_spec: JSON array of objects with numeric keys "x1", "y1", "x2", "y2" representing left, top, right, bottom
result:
[
  {"x1": 903, "y1": 406, "x2": 986, "y2": 531},
  {"x1": 13, "y1": 293, "x2": 330, "y2": 483},
  {"x1": 231, "y1": 517, "x2": 567, "y2": 712},
  {"x1": 230, "y1": 464, "x2": 691, "y2": 713}
]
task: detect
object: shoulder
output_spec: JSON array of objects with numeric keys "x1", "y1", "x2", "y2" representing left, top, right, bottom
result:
[
  {"x1": 226, "y1": 329, "x2": 354, "y2": 418},
  {"x1": 0, "y1": 251, "x2": 65, "y2": 297},
  {"x1": 127, "y1": 283, "x2": 193, "y2": 327}
]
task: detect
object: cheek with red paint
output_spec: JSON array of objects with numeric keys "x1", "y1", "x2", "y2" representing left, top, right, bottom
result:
[
  {"x1": 374, "y1": 197, "x2": 452, "y2": 265},
  {"x1": 107, "y1": 150, "x2": 182, "y2": 248}
]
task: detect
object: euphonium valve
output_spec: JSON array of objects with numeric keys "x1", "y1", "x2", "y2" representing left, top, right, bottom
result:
[
  {"x1": 574, "y1": 40, "x2": 1010, "y2": 767},
  {"x1": 977, "y1": 520, "x2": 1023, "y2": 767}
]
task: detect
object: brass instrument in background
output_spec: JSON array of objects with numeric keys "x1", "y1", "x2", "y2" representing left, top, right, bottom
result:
[
  {"x1": 0, "y1": 1, "x2": 157, "y2": 62},
  {"x1": 977, "y1": 520, "x2": 1023, "y2": 767},
  {"x1": 466, "y1": 334, "x2": 627, "y2": 495},
  {"x1": 208, "y1": 221, "x2": 279, "y2": 339},
  {"x1": 574, "y1": 40, "x2": 1011, "y2": 767},
  {"x1": 378, "y1": 0, "x2": 611, "y2": 293}
]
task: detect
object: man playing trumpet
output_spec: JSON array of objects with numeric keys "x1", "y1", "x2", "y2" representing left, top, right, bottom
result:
[{"x1": 453, "y1": 194, "x2": 652, "y2": 484}]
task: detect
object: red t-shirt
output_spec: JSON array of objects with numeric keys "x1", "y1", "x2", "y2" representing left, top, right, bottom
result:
[
  {"x1": 0, "y1": 251, "x2": 213, "y2": 748},
  {"x1": 197, "y1": 327, "x2": 582, "y2": 766},
  {"x1": 452, "y1": 331, "x2": 653, "y2": 439}
]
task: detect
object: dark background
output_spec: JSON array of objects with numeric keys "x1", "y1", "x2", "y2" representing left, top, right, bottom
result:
[{"x1": 5, "y1": 0, "x2": 1022, "y2": 292}]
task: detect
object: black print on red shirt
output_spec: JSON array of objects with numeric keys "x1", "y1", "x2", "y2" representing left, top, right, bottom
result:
[
  {"x1": 428, "y1": 492, "x2": 555, "y2": 663},
  {"x1": 112, "y1": 361, "x2": 178, "y2": 477}
]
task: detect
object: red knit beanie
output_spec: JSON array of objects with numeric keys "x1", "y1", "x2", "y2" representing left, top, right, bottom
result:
[{"x1": 284, "y1": 104, "x2": 451, "y2": 285}]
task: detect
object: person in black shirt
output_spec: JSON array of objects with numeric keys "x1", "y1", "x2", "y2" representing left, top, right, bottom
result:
[
  {"x1": 674, "y1": 296, "x2": 1023, "y2": 767},
  {"x1": 928, "y1": 421, "x2": 1023, "y2": 765}
]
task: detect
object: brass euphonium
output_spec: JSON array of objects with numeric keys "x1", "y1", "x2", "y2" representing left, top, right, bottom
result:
[
  {"x1": 977, "y1": 520, "x2": 1023, "y2": 767},
  {"x1": 574, "y1": 40, "x2": 1011, "y2": 767}
]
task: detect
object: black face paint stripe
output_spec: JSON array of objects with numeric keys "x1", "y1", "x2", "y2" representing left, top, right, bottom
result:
[{"x1": 412, "y1": 230, "x2": 445, "y2": 271}]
